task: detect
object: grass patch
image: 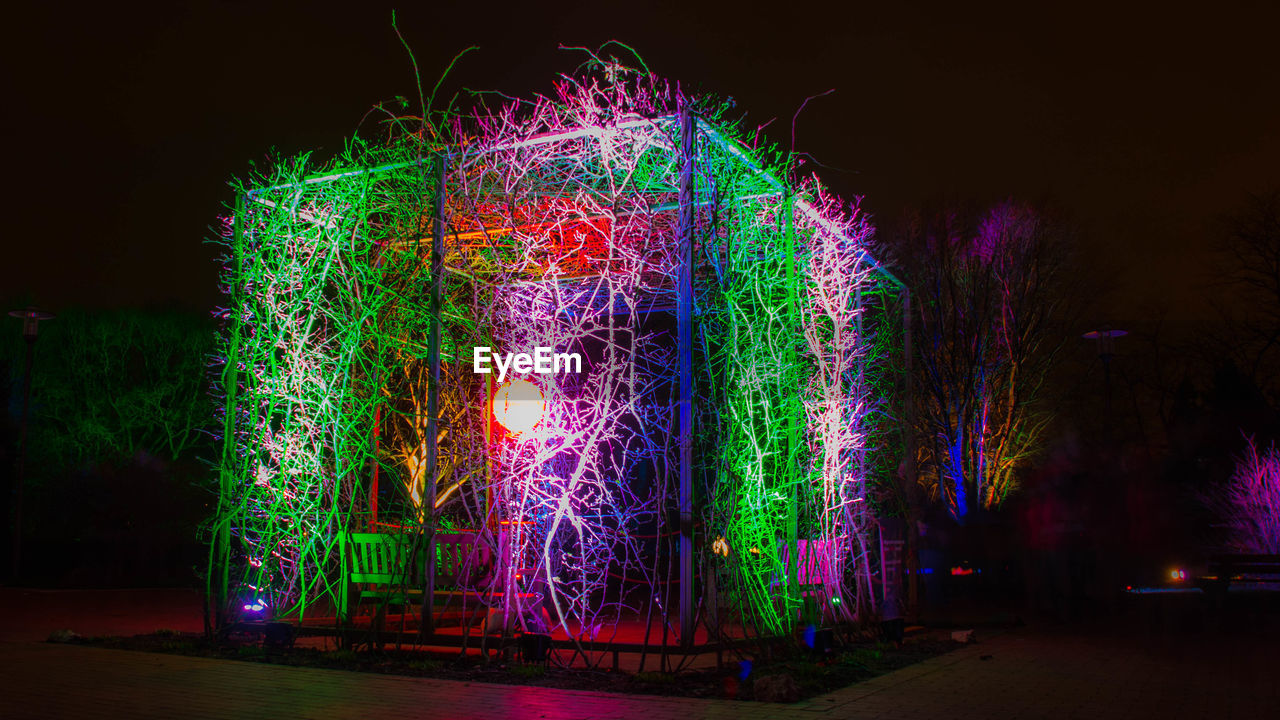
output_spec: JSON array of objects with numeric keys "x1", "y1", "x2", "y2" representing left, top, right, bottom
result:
[{"x1": 509, "y1": 663, "x2": 546, "y2": 678}]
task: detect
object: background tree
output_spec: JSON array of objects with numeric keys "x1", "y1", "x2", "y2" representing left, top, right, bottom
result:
[
  {"x1": 888, "y1": 201, "x2": 1077, "y2": 521},
  {"x1": 2, "y1": 307, "x2": 214, "y2": 585},
  {"x1": 1207, "y1": 192, "x2": 1280, "y2": 402},
  {"x1": 4, "y1": 308, "x2": 214, "y2": 472},
  {"x1": 1205, "y1": 438, "x2": 1280, "y2": 553}
]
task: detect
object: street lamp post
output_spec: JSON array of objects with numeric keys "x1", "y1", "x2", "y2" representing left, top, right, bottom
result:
[
  {"x1": 7, "y1": 306, "x2": 54, "y2": 582},
  {"x1": 1082, "y1": 327, "x2": 1127, "y2": 415}
]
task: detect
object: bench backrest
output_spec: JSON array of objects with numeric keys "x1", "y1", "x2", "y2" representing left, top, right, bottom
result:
[
  {"x1": 344, "y1": 532, "x2": 421, "y2": 586},
  {"x1": 343, "y1": 531, "x2": 495, "y2": 590},
  {"x1": 435, "y1": 532, "x2": 494, "y2": 588}
]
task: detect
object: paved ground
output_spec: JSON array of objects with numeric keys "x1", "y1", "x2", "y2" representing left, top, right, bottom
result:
[{"x1": 1, "y1": 588, "x2": 1276, "y2": 718}]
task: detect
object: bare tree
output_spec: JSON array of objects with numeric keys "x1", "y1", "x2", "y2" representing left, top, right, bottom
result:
[
  {"x1": 889, "y1": 201, "x2": 1076, "y2": 520},
  {"x1": 1208, "y1": 192, "x2": 1280, "y2": 399},
  {"x1": 1206, "y1": 438, "x2": 1280, "y2": 553}
]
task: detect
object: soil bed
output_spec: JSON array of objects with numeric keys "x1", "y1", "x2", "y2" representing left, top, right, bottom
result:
[{"x1": 70, "y1": 629, "x2": 965, "y2": 702}]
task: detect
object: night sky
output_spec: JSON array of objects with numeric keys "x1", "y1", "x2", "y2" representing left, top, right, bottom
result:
[{"x1": 4, "y1": 1, "x2": 1276, "y2": 329}]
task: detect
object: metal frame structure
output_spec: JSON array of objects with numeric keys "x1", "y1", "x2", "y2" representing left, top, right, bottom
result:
[{"x1": 208, "y1": 66, "x2": 908, "y2": 666}]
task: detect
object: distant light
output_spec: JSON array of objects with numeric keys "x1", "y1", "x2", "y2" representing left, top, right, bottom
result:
[
  {"x1": 1081, "y1": 329, "x2": 1129, "y2": 340},
  {"x1": 711, "y1": 536, "x2": 730, "y2": 557},
  {"x1": 492, "y1": 379, "x2": 545, "y2": 436}
]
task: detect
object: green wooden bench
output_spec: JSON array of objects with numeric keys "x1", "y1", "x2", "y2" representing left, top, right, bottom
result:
[
  {"x1": 339, "y1": 530, "x2": 548, "y2": 636},
  {"x1": 337, "y1": 531, "x2": 506, "y2": 627},
  {"x1": 337, "y1": 532, "x2": 425, "y2": 629}
]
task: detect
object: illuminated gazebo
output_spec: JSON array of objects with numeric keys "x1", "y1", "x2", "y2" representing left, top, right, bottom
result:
[{"x1": 207, "y1": 64, "x2": 906, "y2": 663}]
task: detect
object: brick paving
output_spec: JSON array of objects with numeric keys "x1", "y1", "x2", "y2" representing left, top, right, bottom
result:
[{"x1": 1, "y1": 588, "x2": 1275, "y2": 719}]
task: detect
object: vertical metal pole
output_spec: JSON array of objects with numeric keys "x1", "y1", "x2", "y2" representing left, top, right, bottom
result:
[
  {"x1": 854, "y1": 285, "x2": 868, "y2": 617},
  {"x1": 10, "y1": 336, "x2": 33, "y2": 581},
  {"x1": 484, "y1": 372, "x2": 493, "y2": 533},
  {"x1": 370, "y1": 406, "x2": 380, "y2": 525},
  {"x1": 369, "y1": 238, "x2": 387, "y2": 529},
  {"x1": 207, "y1": 193, "x2": 245, "y2": 634},
  {"x1": 677, "y1": 106, "x2": 696, "y2": 647},
  {"x1": 784, "y1": 193, "x2": 800, "y2": 625},
  {"x1": 1102, "y1": 353, "x2": 1113, "y2": 417},
  {"x1": 902, "y1": 288, "x2": 919, "y2": 617},
  {"x1": 424, "y1": 152, "x2": 447, "y2": 635}
]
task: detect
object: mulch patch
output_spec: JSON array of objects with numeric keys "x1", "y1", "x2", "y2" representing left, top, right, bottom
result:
[{"x1": 68, "y1": 628, "x2": 965, "y2": 702}]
